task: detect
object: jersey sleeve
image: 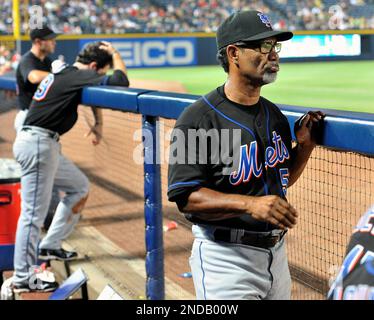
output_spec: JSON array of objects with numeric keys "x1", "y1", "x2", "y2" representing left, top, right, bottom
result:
[
  {"x1": 167, "y1": 125, "x2": 209, "y2": 207},
  {"x1": 274, "y1": 104, "x2": 293, "y2": 160},
  {"x1": 75, "y1": 69, "x2": 129, "y2": 88},
  {"x1": 106, "y1": 70, "x2": 129, "y2": 87},
  {"x1": 283, "y1": 113, "x2": 293, "y2": 150},
  {"x1": 18, "y1": 57, "x2": 37, "y2": 82},
  {"x1": 74, "y1": 69, "x2": 106, "y2": 87},
  {"x1": 44, "y1": 57, "x2": 52, "y2": 69},
  {"x1": 327, "y1": 205, "x2": 374, "y2": 300}
]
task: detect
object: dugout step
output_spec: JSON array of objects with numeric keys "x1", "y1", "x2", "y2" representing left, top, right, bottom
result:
[
  {"x1": 38, "y1": 246, "x2": 82, "y2": 277},
  {"x1": 1, "y1": 268, "x2": 61, "y2": 300},
  {"x1": 51, "y1": 226, "x2": 195, "y2": 300},
  {"x1": 48, "y1": 268, "x2": 89, "y2": 300},
  {"x1": 1, "y1": 268, "x2": 88, "y2": 300},
  {"x1": 42, "y1": 259, "x2": 72, "y2": 278}
]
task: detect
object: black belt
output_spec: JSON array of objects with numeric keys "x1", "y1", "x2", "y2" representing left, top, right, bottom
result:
[
  {"x1": 213, "y1": 228, "x2": 287, "y2": 249},
  {"x1": 21, "y1": 126, "x2": 59, "y2": 142}
]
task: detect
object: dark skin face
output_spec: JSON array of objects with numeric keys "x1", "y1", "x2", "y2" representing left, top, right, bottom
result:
[
  {"x1": 223, "y1": 37, "x2": 280, "y2": 105},
  {"x1": 227, "y1": 37, "x2": 280, "y2": 87}
]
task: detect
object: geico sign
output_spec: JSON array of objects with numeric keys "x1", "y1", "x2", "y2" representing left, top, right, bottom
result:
[{"x1": 114, "y1": 40, "x2": 194, "y2": 66}]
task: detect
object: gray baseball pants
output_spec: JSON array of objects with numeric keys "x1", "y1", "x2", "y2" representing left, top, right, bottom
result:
[
  {"x1": 12, "y1": 126, "x2": 89, "y2": 285},
  {"x1": 189, "y1": 224, "x2": 292, "y2": 300},
  {"x1": 14, "y1": 109, "x2": 61, "y2": 230}
]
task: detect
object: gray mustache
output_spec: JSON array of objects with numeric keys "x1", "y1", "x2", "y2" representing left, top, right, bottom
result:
[
  {"x1": 265, "y1": 63, "x2": 279, "y2": 71},
  {"x1": 268, "y1": 63, "x2": 279, "y2": 68}
]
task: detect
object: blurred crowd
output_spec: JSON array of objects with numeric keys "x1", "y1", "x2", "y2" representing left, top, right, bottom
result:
[
  {"x1": 0, "y1": 0, "x2": 373, "y2": 73},
  {"x1": 282, "y1": 0, "x2": 374, "y2": 30},
  {"x1": 0, "y1": 0, "x2": 374, "y2": 35},
  {"x1": 0, "y1": 45, "x2": 19, "y2": 75}
]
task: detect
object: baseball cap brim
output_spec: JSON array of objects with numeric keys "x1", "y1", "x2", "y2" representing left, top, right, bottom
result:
[
  {"x1": 40, "y1": 32, "x2": 59, "y2": 40},
  {"x1": 241, "y1": 30, "x2": 293, "y2": 42}
]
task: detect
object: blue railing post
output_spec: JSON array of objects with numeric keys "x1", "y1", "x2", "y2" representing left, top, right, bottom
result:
[{"x1": 142, "y1": 115, "x2": 165, "y2": 300}]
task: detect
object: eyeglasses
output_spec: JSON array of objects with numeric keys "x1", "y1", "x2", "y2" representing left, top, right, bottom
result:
[{"x1": 236, "y1": 41, "x2": 282, "y2": 54}]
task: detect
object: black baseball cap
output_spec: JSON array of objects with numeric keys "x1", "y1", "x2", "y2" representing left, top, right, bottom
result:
[
  {"x1": 216, "y1": 10, "x2": 293, "y2": 50},
  {"x1": 30, "y1": 25, "x2": 58, "y2": 41}
]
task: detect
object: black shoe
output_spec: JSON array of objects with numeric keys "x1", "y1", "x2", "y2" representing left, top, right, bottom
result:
[
  {"x1": 12, "y1": 280, "x2": 58, "y2": 293},
  {"x1": 39, "y1": 248, "x2": 78, "y2": 261}
]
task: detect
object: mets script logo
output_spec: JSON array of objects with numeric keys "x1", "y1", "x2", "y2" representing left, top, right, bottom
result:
[
  {"x1": 229, "y1": 131, "x2": 290, "y2": 186},
  {"x1": 257, "y1": 13, "x2": 272, "y2": 28}
]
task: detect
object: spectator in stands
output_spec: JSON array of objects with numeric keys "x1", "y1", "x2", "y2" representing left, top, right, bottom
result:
[
  {"x1": 0, "y1": 46, "x2": 12, "y2": 75},
  {"x1": 1, "y1": 0, "x2": 374, "y2": 33}
]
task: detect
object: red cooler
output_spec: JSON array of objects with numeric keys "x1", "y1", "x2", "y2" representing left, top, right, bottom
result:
[{"x1": 0, "y1": 158, "x2": 21, "y2": 271}]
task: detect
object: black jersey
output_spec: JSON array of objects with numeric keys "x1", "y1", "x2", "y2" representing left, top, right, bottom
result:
[
  {"x1": 328, "y1": 205, "x2": 374, "y2": 300},
  {"x1": 167, "y1": 86, "x2": 293, "y2": 231},
  {"x1": 16, "y1": 51, "x2": 52, "y2": 110},
  {"x1": 24, "y1": 66, "x2": 129, "y2": 135}
]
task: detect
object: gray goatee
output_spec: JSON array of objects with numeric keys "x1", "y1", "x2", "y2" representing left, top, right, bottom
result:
[{"x1": 263, "y1": 72, "x2": 277, "y2": 84}]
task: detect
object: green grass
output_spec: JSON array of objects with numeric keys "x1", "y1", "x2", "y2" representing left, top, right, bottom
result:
[{"x1": 128, "y1": 61, "x2": 374, "y2": 113}]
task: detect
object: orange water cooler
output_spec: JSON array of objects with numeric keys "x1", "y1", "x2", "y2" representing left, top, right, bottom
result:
[{"x1": 0, "y1": 159, "x2": 21, "y2": 273}]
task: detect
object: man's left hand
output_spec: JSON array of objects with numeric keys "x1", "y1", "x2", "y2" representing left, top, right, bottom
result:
[{"x1": 294, "y1": 111, "x2": 325, "y2": 147}]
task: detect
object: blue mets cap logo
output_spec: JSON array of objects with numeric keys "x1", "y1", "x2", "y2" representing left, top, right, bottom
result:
[{"x1": 257, "y1": 13, "x2": 272, "y2": 28}]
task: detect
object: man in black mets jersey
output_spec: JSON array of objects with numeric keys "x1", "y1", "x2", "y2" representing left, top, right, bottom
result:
[
  {"x1": 328, "y1": 204, "x2": 374, "y2": 300},
  {"x1": 168, "y1": 10, "x2": 325, "y2": 300}
]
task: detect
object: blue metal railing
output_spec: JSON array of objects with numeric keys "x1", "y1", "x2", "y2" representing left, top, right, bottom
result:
[{"x1": 0, "y1": 76, "x2": 373, "y2": 300}]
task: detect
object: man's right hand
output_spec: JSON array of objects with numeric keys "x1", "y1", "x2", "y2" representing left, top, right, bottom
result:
[
  {"x1": 248, "y1": 195, "x2": 298, "y2": 229},
  {"x1": 99, "y1": 41, "x2": 118, "y2": 56},
  {"x1": 99, "y1": 41, "x2": 127, "y2": 75}
]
